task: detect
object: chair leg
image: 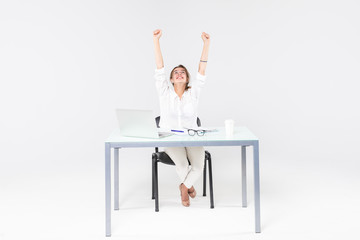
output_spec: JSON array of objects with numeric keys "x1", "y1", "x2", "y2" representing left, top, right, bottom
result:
[
  {"x1": 203, "y1": 158, "x2": 207, "y2": 196},
  {"x1": 207, "y1": 154, "x2": 214, "y2": 209},
  {"x1": 154, "y1": 158, "x2": 159, "y2": 212},
  {"x1": 152, "y1": 154, "x2": 155, "y2": 200}
]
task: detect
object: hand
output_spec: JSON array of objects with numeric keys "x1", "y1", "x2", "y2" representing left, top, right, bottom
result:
[
  {"x1": 201, "y1": 32, "x2": 210, "y2": 43},
  {"x1": 153, "y1": 29, "x2": 162, "y2": 40}
]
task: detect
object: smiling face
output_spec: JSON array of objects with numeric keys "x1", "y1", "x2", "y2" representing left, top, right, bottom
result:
[
  {"x1": 169, "y1": 64, "x2": 191, "y2": 91},
  {"x1": 171, "y1": 67, "x2": 188, "y2": 84}
]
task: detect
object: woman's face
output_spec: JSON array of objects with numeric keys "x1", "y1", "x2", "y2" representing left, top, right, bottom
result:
[{"x1": 171, "y1": 67, "x2": 188, "y2": 85}]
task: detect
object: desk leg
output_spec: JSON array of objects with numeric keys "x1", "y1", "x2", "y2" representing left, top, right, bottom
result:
[
  {"x1": 241, "y1": 146, "x2": 247, "y2": 208},
  {"x1": 114, "y1": 148, "x2": 119, "y2": 210},
  {"x1": 253, "y1": 141, "x2": 261, "y2": 233},
  {"x1": 105, "y1": 143, "x2": 111, "y2": 237}
]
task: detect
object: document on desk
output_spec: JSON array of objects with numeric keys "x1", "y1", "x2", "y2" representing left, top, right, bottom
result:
[{"x1": 197, "y1": 127, "x2": 218, "y2": 132}]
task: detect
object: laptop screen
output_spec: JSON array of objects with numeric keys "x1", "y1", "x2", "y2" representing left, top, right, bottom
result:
[{"x1": 116, "y1": 109, "x2": 160, "y2": 138}]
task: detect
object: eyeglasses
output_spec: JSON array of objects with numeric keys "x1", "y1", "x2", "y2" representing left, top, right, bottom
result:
[{"x1": 187, "y1": 129, "x2": 205, "y2": 136}]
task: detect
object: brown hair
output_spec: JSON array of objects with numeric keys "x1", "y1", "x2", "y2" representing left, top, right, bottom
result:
[{"x1": 170, "y1": 64, "x2": 191, "y2": 91}]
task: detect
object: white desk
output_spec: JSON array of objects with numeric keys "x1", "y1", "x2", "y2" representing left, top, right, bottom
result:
[{"x1": 105, "y1": 126, "x2": 261, "y2": 237}]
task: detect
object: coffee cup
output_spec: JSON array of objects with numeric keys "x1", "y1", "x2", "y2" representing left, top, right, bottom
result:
[{"x1": 224, "y1": 119, "x2": 234, "y2": 137}]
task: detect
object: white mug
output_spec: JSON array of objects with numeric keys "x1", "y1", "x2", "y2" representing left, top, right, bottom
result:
[{"x1": 224, "y1": 119, "x2": 234, "y2": 137}]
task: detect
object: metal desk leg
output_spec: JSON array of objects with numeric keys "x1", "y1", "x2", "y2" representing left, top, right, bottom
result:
[
  {"x1": 114, "y1": 148, "x2": 119, "y2": 210},
  {"x1": 105, "y1": 143, "x2": 111, "y2": 237},
  {"x1": 253, "y1": 141, "x2": 261, "y2": 233},
  {"x1": 241, "y1": 146, "x2": 247, "y2": 207}
]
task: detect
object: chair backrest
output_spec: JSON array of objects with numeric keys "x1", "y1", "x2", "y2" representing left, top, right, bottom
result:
[{"x1": 155, "y1": 116, "x2": 201, "y2": 128}]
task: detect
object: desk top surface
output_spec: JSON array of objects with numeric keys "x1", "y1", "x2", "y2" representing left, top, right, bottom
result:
[{"x1": 105, "y1": 126, "x2": 258, "y2": 145}]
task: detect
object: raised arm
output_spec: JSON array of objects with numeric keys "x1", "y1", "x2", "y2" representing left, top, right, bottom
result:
[
  {"x1": 153, "y1": 29, "x2": 164, "y2": 69},
  {"x1": 198, "y1": 32, "x2": 210, "y2": 75}
]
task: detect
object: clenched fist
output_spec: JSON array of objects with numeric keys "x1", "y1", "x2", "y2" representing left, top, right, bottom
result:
[
  {"x1": 153, "y1": 29, "x2": 162, "y2": 40},
  {"x1": 201, "y1": 32, "x2": 210, "y2": 43}
]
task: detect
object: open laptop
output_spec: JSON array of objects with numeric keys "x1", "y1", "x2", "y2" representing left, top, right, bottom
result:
[{"x1": 116, "y1": 109, "x2": 173, "y2": 138}]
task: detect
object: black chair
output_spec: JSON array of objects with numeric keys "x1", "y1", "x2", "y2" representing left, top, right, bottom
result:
[{"x1": 152, "y1": 116, "x2": 214, "y2": 212}]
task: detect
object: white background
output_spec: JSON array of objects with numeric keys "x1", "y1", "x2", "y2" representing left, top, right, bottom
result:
[{"x1": 1, "y1": 0, "x2": 360, "y2": 239}]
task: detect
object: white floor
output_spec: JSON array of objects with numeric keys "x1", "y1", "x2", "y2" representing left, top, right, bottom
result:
[{"x1": 1, "y1": 147, "x2": 359, "y2": 240}]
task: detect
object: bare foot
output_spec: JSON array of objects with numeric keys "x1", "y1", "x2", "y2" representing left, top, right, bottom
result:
[
  {"x1": 188, "y1": 186, "x2": 197, "y2": 198},
  {"x1": 179, "y1": 184, "x2": 190, "y2": 207}
]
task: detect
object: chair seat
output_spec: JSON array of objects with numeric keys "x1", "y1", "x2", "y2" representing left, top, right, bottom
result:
[{"x1": 154, "y1": 151, "x2": 174, "y2": 165}]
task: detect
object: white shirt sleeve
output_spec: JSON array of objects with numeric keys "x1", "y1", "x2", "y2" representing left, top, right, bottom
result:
[
  {"x1": 189, "y1": 72, "x2": 206, "y2": 99},
  {"x1": 154, "y1": 67, "x2": 169, "y2": 96}
]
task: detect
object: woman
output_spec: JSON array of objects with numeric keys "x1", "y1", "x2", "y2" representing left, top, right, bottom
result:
[{"x1": 153, "y1": 29, "x2": 210, "y2": 207}]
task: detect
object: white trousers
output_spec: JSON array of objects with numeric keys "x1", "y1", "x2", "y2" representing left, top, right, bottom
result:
[{"x1": 164, "y1": 146, "x2": 205, "y2": 189}]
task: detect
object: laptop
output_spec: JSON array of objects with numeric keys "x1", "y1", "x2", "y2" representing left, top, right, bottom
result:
[{"x1": 116, "y1": 109, "x2": 173, "y2": 138}]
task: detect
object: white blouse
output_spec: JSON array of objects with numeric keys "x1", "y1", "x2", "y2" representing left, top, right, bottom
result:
[{"x1": 154, "y1": 67, "x2": 206, "y2": 129}]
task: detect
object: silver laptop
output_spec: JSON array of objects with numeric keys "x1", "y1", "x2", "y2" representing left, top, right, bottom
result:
[{"x1": 116, "y1": 109, "x2": 172, "y2": 138}]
